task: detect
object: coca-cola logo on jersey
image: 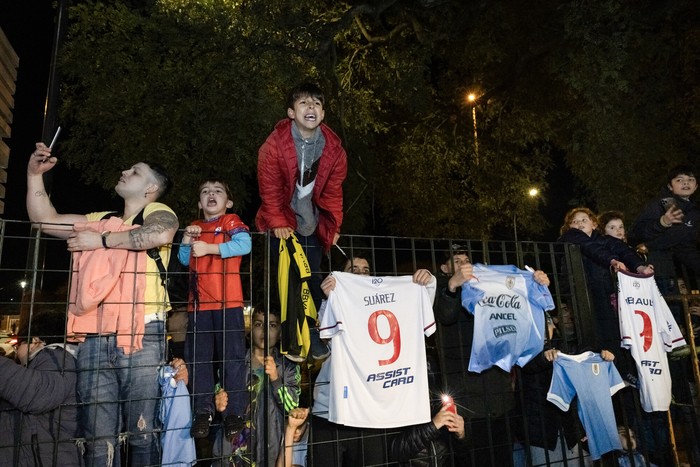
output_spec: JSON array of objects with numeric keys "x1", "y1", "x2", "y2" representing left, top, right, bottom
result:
[{"x1": 478, "y1": 294, "x2": 522, "y2": 309}]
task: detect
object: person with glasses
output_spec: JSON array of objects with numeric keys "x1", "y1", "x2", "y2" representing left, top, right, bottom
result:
[{"x1": 0, "y1": 309, "x2": 82, "y2": 466}]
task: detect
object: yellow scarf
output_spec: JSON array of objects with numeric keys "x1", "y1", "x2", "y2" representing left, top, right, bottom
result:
[{"x1": 278, "y1": 233, "x2": 317, "y2": 359}]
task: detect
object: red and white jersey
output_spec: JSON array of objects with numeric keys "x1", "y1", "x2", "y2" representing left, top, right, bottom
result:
[
  {"x1": 617, "y1": 270, "x2": 686, "y2": 412},
  {"x1": 320, "y1": 271, "x2": 436, "y2": 428}
]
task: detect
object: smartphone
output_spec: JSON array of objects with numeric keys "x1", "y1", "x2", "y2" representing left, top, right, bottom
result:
[
  {"x1": 441, "y1": 394, "x2": 456, "y2": 414},
  {"x1": 660, "y1": 197, "x2": 676, "y2": 211},
  {"x1": 661, "y1": 197, "x2": 684, "y2": 220},
  {"x1": 49, "y1": 126, "x2": 62, "y2": 149}
]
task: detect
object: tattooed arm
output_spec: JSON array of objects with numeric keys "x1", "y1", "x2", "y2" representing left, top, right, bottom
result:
[
  {"x1": 27, "y1": 143, "x2": 87, "y2": 239},
  {"x1": 68, "y1": 208, "x2": 178, "y2": 252},
  {"x1": 125, "y1": 209, "x2": 178, "y2": 250}
]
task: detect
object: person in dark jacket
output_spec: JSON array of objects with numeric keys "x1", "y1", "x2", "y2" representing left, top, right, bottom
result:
[
  {"x1": 311, "y1": 254, "x2": 436, "y2": 467},
  {"x1": 628, "y1": 165, "x2": 698, "y2": 466},
  {"x1": 557, "y1": 208, "x2": 653, "y2": 356},
  {"x1": 629, "y1": 164, "x2": 700, "y2": 302},
  {"x1": 389, "y1": 386, "x2": 469, "y2": 466},
  {"x1": 0, "y1": 309, "x2": 82, "y2": 467},
  {"x1": 433, "y1": 246, "x2": 551, "y2": 467}
]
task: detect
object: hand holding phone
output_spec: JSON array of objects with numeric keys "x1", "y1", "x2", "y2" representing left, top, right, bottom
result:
[
  {"x1": 661, "y1": 197, "x2": 684, "y2": 223},
  {"x1": 441, "y1": 394, "x2": 456, "y2": 414}
]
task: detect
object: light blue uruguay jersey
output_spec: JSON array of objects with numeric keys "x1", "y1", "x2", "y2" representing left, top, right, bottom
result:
[
  {"x1": 460, "y1": 264, "x2": 554, "y2": 373},
  {"x1": 547, "y1": 351, "x2": 625, "y2": 460}
]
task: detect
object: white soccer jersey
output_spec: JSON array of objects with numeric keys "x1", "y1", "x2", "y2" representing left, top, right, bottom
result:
[
  {"x1": 320, "y1": 271, "x2": 437, "y2": 428},
  {"x1": 461, "y1": 264, "x2": 554, "y2": 372},
  {"x1": 547, "y1": 351, "x2": 625, "y2": 460},
  {"x1": 617, "y1": 270, "x2": 686, "y2": 412}
]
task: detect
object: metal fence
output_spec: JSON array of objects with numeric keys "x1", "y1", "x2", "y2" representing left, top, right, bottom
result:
[{"x1": 0, "y1": 221, "x2": 698, "y2": 466}]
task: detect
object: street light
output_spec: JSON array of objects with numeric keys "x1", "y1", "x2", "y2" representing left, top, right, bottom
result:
[
  {"x1": 514, "y1": 187, "x2": 540, "y2": 265},
  {"x1": 467, "y1": 93, "x2": 479, "y2": 165}
]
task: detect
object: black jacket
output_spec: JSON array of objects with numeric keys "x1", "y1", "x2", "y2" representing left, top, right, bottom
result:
[
  {"x1": 389, "y1": 397, "x2": 469, "y2": 467},
  {"x1": 629, "y1": 190, "x2": 700, "y2": 277},
  {"x1": 433, "y1": 275, "x2": 514, "y2": 419},
  {"x1": 557, "y1": 228, "x2": 645, "y2": 273},
  {"x1": 0, "y1": 346, "x2": 82, "y2": 467},
  {"x1": 557, "y1": 228, "x2": 645, "y2": 351}
]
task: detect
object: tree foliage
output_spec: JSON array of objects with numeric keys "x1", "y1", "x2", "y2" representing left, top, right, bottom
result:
[{"x1": 57, "y1": 0, "x2": 700, "y2": 238}]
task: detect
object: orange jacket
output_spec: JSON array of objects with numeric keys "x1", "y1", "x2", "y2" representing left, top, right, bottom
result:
[{"x1": 67, "y1": 217, "x2": 147, "y2": 354}]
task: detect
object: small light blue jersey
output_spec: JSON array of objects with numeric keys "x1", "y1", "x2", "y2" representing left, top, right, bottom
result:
[
  {"x1": 460, "y1": 264, "x2": 554, "y2": 372},
  {"x1": 547, "y1": 351, "x2": 625, "y2": 460}
]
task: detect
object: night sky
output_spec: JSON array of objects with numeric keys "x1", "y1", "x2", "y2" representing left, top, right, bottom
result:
[
  {"x1": 1, "y1": 1, "x2": 55, "y2": 221},
  {"x1": 2, "y1": 1, "x2": 112, "y2": 221},
  {"x1": 0, "y1": 1, "x2": 105, "y2": 303}
]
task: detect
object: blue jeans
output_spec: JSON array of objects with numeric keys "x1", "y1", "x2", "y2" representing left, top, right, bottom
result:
[
  {"x1": 77, "y1": 321, "x2": 165, "y2": 467},
  {"x1": 185, "y1": 308, "x2": 247, "y2": 417}
]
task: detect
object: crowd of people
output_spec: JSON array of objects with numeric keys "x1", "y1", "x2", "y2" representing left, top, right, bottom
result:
[{"x1": 0, "y1": 80, "x2": 698, "y2": 467}]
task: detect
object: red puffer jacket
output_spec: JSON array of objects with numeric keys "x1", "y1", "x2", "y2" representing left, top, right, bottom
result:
[{"x1": 256, "y1": 118, "x2": 347, "y2": 252}]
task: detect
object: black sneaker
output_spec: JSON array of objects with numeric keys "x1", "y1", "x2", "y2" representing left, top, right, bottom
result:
[
  {"x1": 224, "y1": 414, "x2": 246, "y2": 440},
  {"x1": 190, "y1": 412, "x2": 212, "y2": 439}
]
